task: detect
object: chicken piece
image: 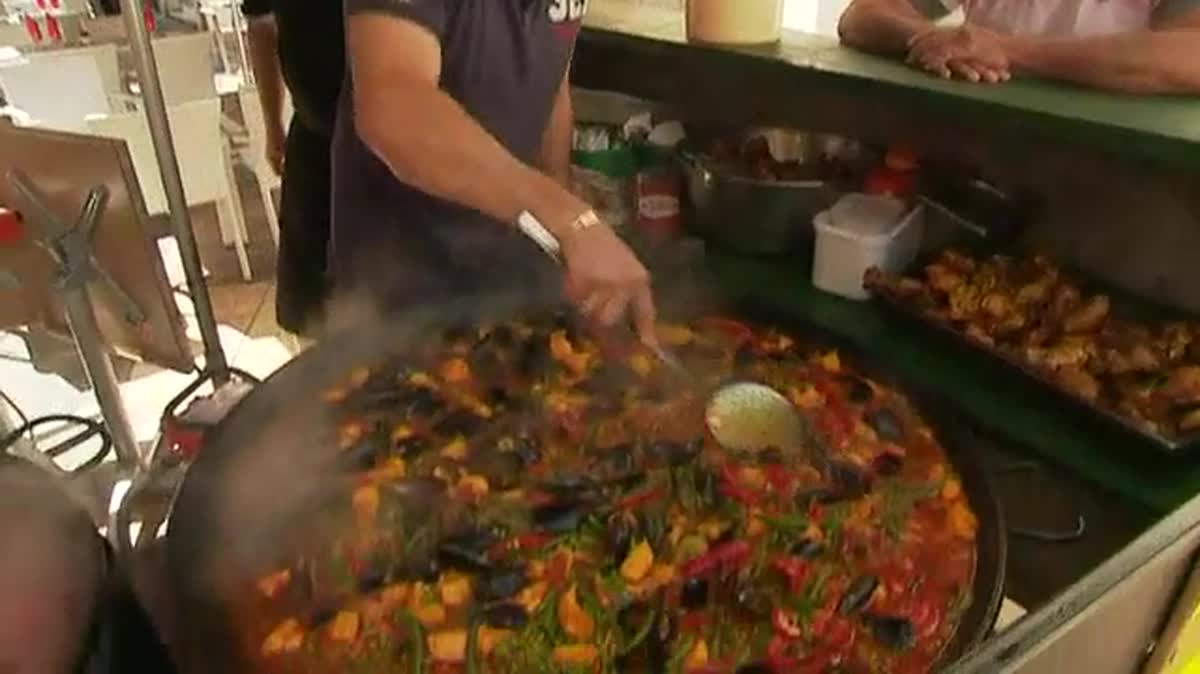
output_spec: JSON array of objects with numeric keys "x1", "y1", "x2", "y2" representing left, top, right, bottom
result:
[
  {"x1": 947, "y1": 285, "x2": 984, "y2": 322},
  {"x1": 1026, "y1": 338, "x2": 1095, "y2": 370},
  {"x1": 1162, "y1": 366, "x2": 1200, "y2": 405},
  {"x1": 1101, "y1": 343, "x2": 1162, "y2": 376},
  {"x1": 1056, "y1": 366, "x2": 1101, "y2": 403},
  {"x1": 993, "y1": 313, "x2": 1029, "y2": 338},
  {"x1": 964, "y1": 323, "x2": 995, "y2": 348},
  {"x1": 1048, "y1": 284, "x2": 1082, "y2": 321},
  {"x1": 980, "y1": 292, "x2": 1016, "y2": 321},
  {"x1": 1179, "y1": 408, "x2": 1200, "y2": 433},
  {"x1": 926, "y1": 263, "x2": 966, "y2": 296},
  {"x1": 1015, "y1": 268, "x2": 1060, "y2": 307},
  {"x1": 1062, "y1": 295, "x2": 1111, "y2": 335},
  {"x1": 939, "y1": 249, "x2": 977, "y2": 274},
  {"x1": 1159, "y1": 322, "x2": 1195, "y2": 363},
  {"x1": 1022, "y1": 324, "x2": 1056, "y2": 349}
]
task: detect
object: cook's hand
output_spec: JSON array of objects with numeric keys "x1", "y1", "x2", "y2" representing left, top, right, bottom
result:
[
  {"x1": 266, "y1": 124, "x2": 287, "y2": 176},
  {"x1": 906, "y1": 26, "x2": 1011, "y2": 84},
  {"x1": 559, "y1": 219, "x2": 659, "y2": 349}
]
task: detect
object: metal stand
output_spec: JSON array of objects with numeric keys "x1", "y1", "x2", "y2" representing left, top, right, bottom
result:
[
  {"x1": 118, "y1": 0, "x2": 231, "y2": 385},
  {"x1": 6, "y1": 172, "x2": 143, "y2": 468}
]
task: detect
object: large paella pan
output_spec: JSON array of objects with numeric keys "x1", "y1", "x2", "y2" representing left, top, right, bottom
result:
[{"x1": 167, "y1": 296, "x2": 1004, "y2": 674}]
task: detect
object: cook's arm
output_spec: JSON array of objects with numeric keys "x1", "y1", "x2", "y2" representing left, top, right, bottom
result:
[
  {"x1": 349, "y1": 14, "x2": 590, "y2": 242},
  {"x1": 541, "y1": 67, "x2": 574, "y2": 189},
  {"x1": 1001, "y1": 10, "x2": 1200, "y2": 94},
  {"x1": 838, "y1": 0, "x2": 950, "y2": 54},
  {"x1": 244, "y1": 10, "x2": 287, "y2": 171}
]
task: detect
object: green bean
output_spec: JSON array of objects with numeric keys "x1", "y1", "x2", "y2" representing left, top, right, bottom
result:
[
  {"x1": 397, "y1": 610, "x2": 425, "y2": 674},
  {"x1": 617, "y1": 605, "x2": 658, "y2": 657}
]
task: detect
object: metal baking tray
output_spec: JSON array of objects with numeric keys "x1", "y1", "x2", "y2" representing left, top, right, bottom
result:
[{"x1": 868, "y1": 280, "x2": 1200, "y2": 456}]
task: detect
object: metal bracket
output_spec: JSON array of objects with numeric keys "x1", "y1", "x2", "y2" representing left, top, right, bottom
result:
[{"x1": 8, "y1": 172, "x2": 147, "y2": 327}]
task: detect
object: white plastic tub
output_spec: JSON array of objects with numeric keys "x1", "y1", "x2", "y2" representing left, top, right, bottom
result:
[
  {"x1": 686, "y1": 0, "x2": 784, "y2": 45},
  {"x1": 812, "y1": 194, "x2": 924, "y2": 301}
]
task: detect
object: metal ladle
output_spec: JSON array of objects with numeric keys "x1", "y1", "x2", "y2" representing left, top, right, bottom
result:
[
  {"x1": 516, "y1": 213, "x2": 812, "y2": 455},
  {"x1": 705, "y1": 382, "x2": 812, "y2": 455}
]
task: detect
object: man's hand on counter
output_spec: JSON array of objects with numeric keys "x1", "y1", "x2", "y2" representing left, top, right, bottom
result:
[{"x1": 907, "y1": 25, "x2": 1011, "y2": 84}]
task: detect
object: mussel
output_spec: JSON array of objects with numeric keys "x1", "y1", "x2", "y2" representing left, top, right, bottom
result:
[
  {"x1": 789, "y1": 538, "x2": 825, "y2": 559},
  {"x1": 532, "y1": 501, "x2": 591, "y2": 535},
  {"x1": 540, "y1": 473, "x2": 599, "y2": 494},
  {"x1": 438, "y1": 529, "x2": 499, "y2": 572},
  {"x1": 403, "y1": 387, "x2": 444, "y2": 418},
  {"x1": 681, "y1": 578, "x2": 709, "y2": 610},
  {"x1": 482, "y1": 603, "x2": 529, "y2": 630},
  {"x1": 606, "y1": 512, "x2": 638, "y2": 561},
  {"x1": 863, "y1": 613, "x2": 917, "y2": 650},
  {"x1": 735, "y1": 664, "x2": 775, "y2": 674},
  {"x1": 866, "y1": 408, "x2": 904, "y2": 442},
  {"x1": 339, "y1": 429, "x2": 389, "y2": 472},
  {"x1": 839, "y1": 575, "x2": 879, "y2": 615},
  {"x1": 828, "y1": 461, "x2": 873, "y2": 499},
  {"x1": 646, "y1": 439, "x2": 701, "y2": 467},
  {"x1": 735, "y1": 585, "x2": 773, "y2": 618},
  {"x1": 872, "y1": 450, "x2": 905, "y2": 477},
  {"x1": 476, "y1": 566, "x2": 529, "y2": 602},
  {"x1": 841, "y1": 375, "x2": 875, "y2": 404},
  {"x1": 433, "y1": 410, "x2": 485, "y2": 437}
]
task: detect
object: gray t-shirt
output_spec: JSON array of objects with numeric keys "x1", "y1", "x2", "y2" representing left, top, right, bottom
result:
[{"x1": 332, "y1": 0, "x2": 585, "y2": 307}]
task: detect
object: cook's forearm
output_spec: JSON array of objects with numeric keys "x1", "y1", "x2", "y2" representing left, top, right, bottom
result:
[
  {"x1": 356, "y1": 83, "x2": 589, "y2": 240},
  {"x1": 838, "y1": 0, "x2": 937, "y2": 54},
  {"x1": 247, "y1": 18, "x2": 286, "y2": 136},
  {"x1": 541, "y1": 78, "x2": 574, "y2": 188},
  {"x1": 1004, "y1": 31, "x2": 1200, "y2": 94}
]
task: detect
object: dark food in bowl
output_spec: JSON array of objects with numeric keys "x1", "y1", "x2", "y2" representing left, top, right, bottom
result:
[
  {"x1": 704, "y1": 135, "x2": 826, "y2": 183},
  {"x1": 241, "y1": 314, "x2": 979, "y2": 673},
  {"x1": 867, "y1": 249, "x2": 1200, "y2": 439}
]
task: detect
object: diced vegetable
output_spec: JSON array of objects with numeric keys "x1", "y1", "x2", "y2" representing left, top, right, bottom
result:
[
  {"x1": 457, "y1": 474, "x2": 490, "y2": 500},
  {"x1": 413, "y1": 603, "x2": 447, "y2": 628},
  {"x1": 621, "y1": 541, "x2": 655, "y2": 582},
  {"x1": 368, "y1": 458, "x2": 407, "y2": 483},
  {"x1": 261, "y1": 618, "x2": 304, "y2": 655},
  {"x1": 949, "y1": 501, "x2": 978, "y2": 537},
  {"x1": 328, "y1": 611, "x2": 360, "y2": 643},
  {"x1": 942, "y1": 479, "x2": 962, "y2": 501},
  {"x1": 516, "y1": 581, "x2": 550, "y2": 613},
  {"x1": 352, "y1": 485, "x2": 380, "y2": 523},
  {"x1": 477, "y1": 626, "x2": 513, "y2": 656},
  {"x1": 552, "y1": 644, "x2": 599, "y2": 667},
  {"x1": 256, "y1": 569, "x2": 291, "y2": 598},
  {"x1": 550, "y1": 330, "x2": 592, "y2": 374},
  {"x1": 679, "y1": 540, "x2": 752, "y2": 579},
  {"x1": 441, "y1": 358, "x2": 471, "y2": 384},
  {"x1": 439, "y1": 574, "x2": 473, "y2": 607},
  {"x1": 428, "y1": 629, "x2": 468, "y2": 662},
  {"x1": 820, "y1": 351, "x2": 842, "y2": 372},
  {"x1": 685, "y1": 638, "x2": 709, "y2": 670},
  {"x1": 558, "y1": 585, "x2": 596, "y2": 640},
  {"x1": 440, "y1": 438, "x2": 468, "y2": 460}
]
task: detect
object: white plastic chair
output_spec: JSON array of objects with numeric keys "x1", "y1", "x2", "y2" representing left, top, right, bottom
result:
[
  {"x1": 149, "y1": 32, "x2": 217, "y2": 106},
  {"x1": 86, "y1": 98, "x2": 254, "y2": 281},
  {"x1": 235, "y1": 86, "x2": 292, "y2": 247},
  {"x1": 0, "y1": 50, "x2": 110, "y2": 131}
]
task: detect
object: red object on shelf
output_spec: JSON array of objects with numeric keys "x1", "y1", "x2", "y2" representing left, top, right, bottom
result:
[
  {"x1": 23, "y1": 15, "x2": 43, "y2": 44},
  {"x1": 45, "y1": 14, "x2": 61, "y2": 42},
  {"x1": 144, "y1": 2, "x2": 157, "y2": 33},
  {"x1": 35, "y1": 0, "x2": 46, "y2": 9},
  {"x1": 864, "y1": 167, "x2": 917, "y2": 198},
  {"x1": 50, "y1": 0, "x2": 60, "y2": 7},
  {"x1": 0, "y1": 209, "x2": 26, "y2": 246}
]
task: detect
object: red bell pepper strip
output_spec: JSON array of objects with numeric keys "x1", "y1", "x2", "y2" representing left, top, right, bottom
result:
[
  {"x1": 698, "y1": 317, "x2": 754, "y2": 344},
  {"x1": 679, "y1": 540, "x2": 753, "y2": 579},
  {"x1": 617, "y1": 487, "x2": 665, "y2": 510},
  {"x1": 719, "y1": 465, "x2": 761, "y2": 506},
  {"x1": 772, "y1": 556, "x2": 811, "y2": 593}
]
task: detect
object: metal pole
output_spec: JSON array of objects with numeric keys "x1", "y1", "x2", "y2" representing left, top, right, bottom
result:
[
  {"x1": 60, "y1": 284, "x2": 143, "y2": 468},
  {"x1": 118, "y1": 0, "x2": 231, "y2": 384}
]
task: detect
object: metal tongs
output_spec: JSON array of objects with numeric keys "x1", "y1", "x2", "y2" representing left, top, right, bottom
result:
[{"x1": 517, "y1": 212, "x2": 813, "y2": 457}]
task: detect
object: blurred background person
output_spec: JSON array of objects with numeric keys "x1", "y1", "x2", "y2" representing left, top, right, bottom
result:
[
  {"x1": 838, "y1": 0, "x2": 1200, "y2": 94},
  {"x1": 243, "y1": 0, "x2": 345, "y2": 336}
]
